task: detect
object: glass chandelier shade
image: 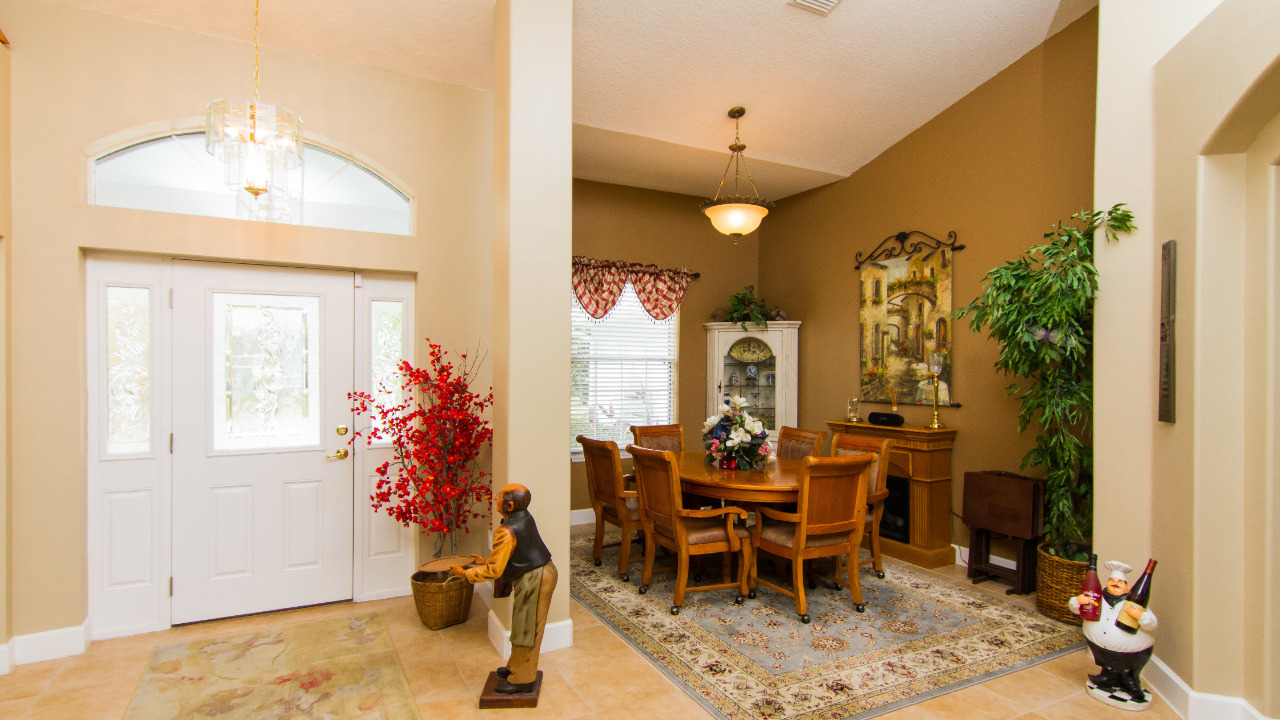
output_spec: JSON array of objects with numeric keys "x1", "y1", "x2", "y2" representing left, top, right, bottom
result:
[
  {"x1": 205, "y1": 0, "x2": 303, "y2": 223},
  {"x1": 701, "y1": 106, "x2": 774, "y2": 240}
]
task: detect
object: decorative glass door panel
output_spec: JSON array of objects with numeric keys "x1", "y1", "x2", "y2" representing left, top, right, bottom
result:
[
  {"x1": 722, "y1": 336, "x2": 779, "y2": 432},
  {"x1": 211, "y1": 293, "x2": 321, "y2": 451},
  {"x1": 105, "y1": 286, "x2": 152, "y2": 455}
]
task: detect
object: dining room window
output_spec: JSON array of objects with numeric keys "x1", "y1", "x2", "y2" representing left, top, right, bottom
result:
[{"x1": 570, "y1": 285, "x2": 678, "y2": 455}]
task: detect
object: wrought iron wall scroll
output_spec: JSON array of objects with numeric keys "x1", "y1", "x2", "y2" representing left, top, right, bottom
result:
[{"x1": 855, "y1": 230, "x2": 965, "y2": 270}]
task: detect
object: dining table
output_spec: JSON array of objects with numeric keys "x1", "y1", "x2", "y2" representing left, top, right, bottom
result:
[{"x1": 673, "y1": 450, "x2": 876, "y2": 505}]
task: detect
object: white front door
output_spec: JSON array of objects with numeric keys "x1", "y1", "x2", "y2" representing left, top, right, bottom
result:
[{"x1": 170, "y1": 261, "x2": 355, "y2": 624}]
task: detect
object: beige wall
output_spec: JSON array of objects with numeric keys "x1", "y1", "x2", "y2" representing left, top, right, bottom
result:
[
  {"x1": 758, "y1": 12, "x2": 1098, "y2": 551},
  {"x1": 1, "y1": 0, "x2": 494, "y2": 637},
  {"x1": 0, "y1": 40, "x2": 11, "y2": 645},
  {"x1": 1096, "y1": 0, "x2": 1280, "y2": 715},
  {"x1": 569, "y1": 179, "x2": 758, "y2": 508}
]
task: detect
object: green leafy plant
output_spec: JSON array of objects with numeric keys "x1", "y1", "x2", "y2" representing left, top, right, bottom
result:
[
  {"x1": 953, "y1": 204, "x2": 1136, "y2": 561},
  {"x1": 713, "y1": 285, "x2": 786, "y2": 330}
]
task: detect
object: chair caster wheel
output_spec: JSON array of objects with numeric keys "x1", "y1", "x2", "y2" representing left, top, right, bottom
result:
[
  {"x1": 748, "y1": 591, "x2": 757, "y2": 599},
  {"x1": 620, "y1": 573, "x2": 629, "y2": 582},
  {"x1": 876, "y1": 571, "x2": 885, "y2": 579},
  {"x1": 693, "y1": 574, "x2": 702, "y2": 582},
  {"x1": 670, "y1": 606, "x2": 680, "y2": 615},
  {"x1": 800, "y1": 614, "x2": 811, "y2": 624},
  {"x1": 594, "y1": 559, "x2": 602, "y2": 567},
  {"x1": 638, "y1": 585, "x2": 648, "y2": 594},
  {"x1": 734, "y1": 596, "x2": 745, "y2": 605},
  {"x1": 855, "y1": 604, "x2": 866, "y2": 613},
  {"x1": 807, "y1": 579, "x2": 817, "y2": 590}
]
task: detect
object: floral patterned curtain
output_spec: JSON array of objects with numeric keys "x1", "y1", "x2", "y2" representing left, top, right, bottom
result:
[{"x1": 571, "y1": 256, "x2": 694, "y2": 321}]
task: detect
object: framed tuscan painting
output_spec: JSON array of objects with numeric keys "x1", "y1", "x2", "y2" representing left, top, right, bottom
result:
[{"x1": 856, "y1": 231, "x2": 960, "y2": 406}]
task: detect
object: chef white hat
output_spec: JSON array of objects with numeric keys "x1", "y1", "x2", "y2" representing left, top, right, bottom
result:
[{"x1": 1104, "y1": 560, "x2": 1133, "y2": 580}]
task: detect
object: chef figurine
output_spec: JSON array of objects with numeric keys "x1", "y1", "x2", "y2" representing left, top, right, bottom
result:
[
  {"x1": 450, "y1": 484, "x2": 557, "y2": 704},
  {"x1": 1069, "y1": 560, "x2": 1158, "y2": 710}
]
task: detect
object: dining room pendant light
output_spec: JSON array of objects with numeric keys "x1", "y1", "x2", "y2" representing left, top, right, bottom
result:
[
  {"x1": 206, "y1": 0, "x2": 303, "y2": 223},
  {"x1": 700, "y1": 107, "x2": 774, "y2": 241}
]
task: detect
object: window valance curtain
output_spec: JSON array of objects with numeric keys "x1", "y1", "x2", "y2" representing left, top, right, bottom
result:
[{"x1": 571, "y1": 256, "x2": 694, "y2": 321}]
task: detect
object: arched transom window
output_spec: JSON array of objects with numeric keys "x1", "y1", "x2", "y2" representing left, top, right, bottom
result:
[{"x1": 93, "y1": 132, "x2": 413, "y2": 235}]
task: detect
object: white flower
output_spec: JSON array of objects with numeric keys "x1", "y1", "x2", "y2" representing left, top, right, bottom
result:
[
  {"x1": 731, "y1": 427, "x2": 753, "y2": 445},
  {"x1": 730, "y1": 395, "x2": 748, "y2": 408},
  {"x1": 725, "y1": 435, "x2": 740, "y2": 447},
  {"x1": 746, "y1": 419, "x2": 764, "y2": 435},
  {"x1": 702, "y1": 414, "x2": 721, "y2": 432}
]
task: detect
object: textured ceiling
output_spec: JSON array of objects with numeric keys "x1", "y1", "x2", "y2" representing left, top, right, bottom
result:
[{"x1": 48, "y1": 0, "x2": 1097, "y2": 199}]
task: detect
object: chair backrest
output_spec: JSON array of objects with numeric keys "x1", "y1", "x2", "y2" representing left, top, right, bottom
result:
[
  {"x1": 831, "y1": 432, "x2": 893, "y2": 494},
  {"x1": 797, "y1": 454, "x2": 873, "y2": 537},
  {"x1": 630, "y1": 424, "x2": 684, "y2": 454},
  {"x1": 776, "y1": 426, "x2": 828, "y2": 460},
  {"x1": 626, "y1": 444, "x2": 683, "y2": 532},
  {"x1": 577, "y1": 435, "x2": 626, "y2": 507}
]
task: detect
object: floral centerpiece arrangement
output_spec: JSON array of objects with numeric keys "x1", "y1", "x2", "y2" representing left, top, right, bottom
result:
[
  {"x1": 702, "y1": 395, "x2": 772, "y2": 470},
  {"x1": 348, "y1": 340, "x2": 494, "y2": 559}
]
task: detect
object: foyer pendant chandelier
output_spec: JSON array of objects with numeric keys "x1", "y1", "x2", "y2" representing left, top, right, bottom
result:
[
  {"x1": 206, "y1": 0, "x2": 303, "y2": 223},
  {"x1": 700, "y1": 106, "x2": 773, "y2": 240}
]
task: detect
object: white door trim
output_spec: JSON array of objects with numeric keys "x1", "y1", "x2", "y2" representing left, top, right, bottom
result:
[{"x1": 86, "y1": 254, "x2": 416, "y2": 641}]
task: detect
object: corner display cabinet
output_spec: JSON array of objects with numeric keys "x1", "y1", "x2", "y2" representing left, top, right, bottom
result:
[{"x1": 704, "y1": 321, "x2": 801, "y2": 446}]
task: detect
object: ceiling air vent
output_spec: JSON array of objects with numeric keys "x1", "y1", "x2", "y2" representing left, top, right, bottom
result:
[{"x1": 789, "y1": 0, "x2": 842, "y2": 16}]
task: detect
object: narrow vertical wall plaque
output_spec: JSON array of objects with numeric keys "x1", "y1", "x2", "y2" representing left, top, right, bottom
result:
[{"x1": 1158, "y1": 240, "x2": 1176, "y2": 423}]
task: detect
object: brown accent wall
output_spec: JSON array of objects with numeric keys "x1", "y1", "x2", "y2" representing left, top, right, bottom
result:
[
  {"x1": 759, "y1": 12, "x2": 1098, "y2": 552},
  {"x1": 570, "y1": 180, "x2": 758, "y2": 509}
]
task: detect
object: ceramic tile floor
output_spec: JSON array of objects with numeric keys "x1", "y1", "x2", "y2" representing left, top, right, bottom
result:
[{"x1": 0, "y1": 539, "x2": 1184, "y2": 720}]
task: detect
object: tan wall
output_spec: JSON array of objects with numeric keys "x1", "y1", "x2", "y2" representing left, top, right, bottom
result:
[
  {"x1": 758, "y1": 12, "x2": 1098, "y2": 553},
  {"x1": 569, "y1": 179, "x2": 758, "y2": 508},
  {"x1": 1, "y1": 0, "x2": 493, "y2": 636},
  {"x1": 1096, "y1": 0, "x2": 1280, "y2": 714},
  {"x1": 0, "y1": 40, "x2": 11, "y2": 644}
]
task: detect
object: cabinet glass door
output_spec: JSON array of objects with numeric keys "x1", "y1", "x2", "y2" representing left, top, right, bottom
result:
[{"x1": 722, "y1": 337, "x2": 778, "y2": 432}]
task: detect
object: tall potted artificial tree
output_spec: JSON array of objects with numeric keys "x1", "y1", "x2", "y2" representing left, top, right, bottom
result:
[
  {"x1": 350, "y1": 341, "x2": 494, "y2": 629},
  {"x1": 954, "y1": 205, "x2": 1135, "y2": 623}
]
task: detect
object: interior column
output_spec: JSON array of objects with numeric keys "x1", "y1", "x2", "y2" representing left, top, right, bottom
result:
[{"x1": 491, "y1": 0, "x2": 573, "y2": 651}]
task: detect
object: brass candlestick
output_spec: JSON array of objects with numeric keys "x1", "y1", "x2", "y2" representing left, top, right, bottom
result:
[{"x1": 929, "y1": 372, "x2": 942, "y2": 429}]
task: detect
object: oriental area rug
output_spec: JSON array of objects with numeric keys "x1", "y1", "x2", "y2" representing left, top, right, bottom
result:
[
  {"x1": 570, "y1": 532, "x2": 1082, "y2": 720},
  {"x1": 121, "y1": 614, "x2": 419, "y2": 720}
]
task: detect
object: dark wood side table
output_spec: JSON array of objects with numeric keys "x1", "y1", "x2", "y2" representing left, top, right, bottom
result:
[
  {"x1": 961, "y1": 470, "x2": 1044, "y2": 595},
  {"x1": 825, "y1": 421, "x2": 957, "y2": 568}
]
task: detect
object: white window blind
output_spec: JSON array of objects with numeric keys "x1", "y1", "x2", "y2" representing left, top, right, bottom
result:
[{"x1": 571, "y1": 285, "x2": 678, "y2": 454}]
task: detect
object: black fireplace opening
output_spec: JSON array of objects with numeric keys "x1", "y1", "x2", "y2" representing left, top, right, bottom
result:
[{"x1": 880, "y1": 475, "x2": 910, "y2": 543}]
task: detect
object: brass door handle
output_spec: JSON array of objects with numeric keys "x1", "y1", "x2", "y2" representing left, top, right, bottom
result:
[{"x1": 325, "y1": 448, "x2": 349, "y2": 460}]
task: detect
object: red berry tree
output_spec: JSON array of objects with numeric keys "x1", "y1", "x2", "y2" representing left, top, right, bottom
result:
[{"x1": 349, "y1": 341, "x2": 494, "y2": 558}]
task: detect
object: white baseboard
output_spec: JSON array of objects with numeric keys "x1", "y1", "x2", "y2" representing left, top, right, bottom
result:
[
  {"x1": 487, "y1": 611, "x2": 572, "y2": 659},
  {"x1": 1147, "y1": 654, "x2": 1274, "y2": 720},
  {"x1": 10, "y1": 619, "x2": 91, "y2": 667},
  {"x1": 90, "y1": 620, "x2": 168, "y2": 642},
  {"x1": 951, "y1": 543, "x2": 1015, "y2": 570},
  {"x1": 569, "y1": 508, "x2": 595, "y2": 526},
  {"x1": 0, "y1": 644, "x2": 10, "y2": 674}
]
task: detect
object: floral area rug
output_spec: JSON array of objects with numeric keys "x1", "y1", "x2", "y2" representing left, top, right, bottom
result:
[
  {"x1": 121, "y1": 614, "x2": 418, "y2": 720},
  {"x1": 570, "y1": 532, "x2": 1082, "y2": 719}
]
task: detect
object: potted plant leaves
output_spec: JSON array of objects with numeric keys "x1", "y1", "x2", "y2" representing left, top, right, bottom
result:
[{"x1": 953, "y1": 205, "x2": 1135, "y2": 623}]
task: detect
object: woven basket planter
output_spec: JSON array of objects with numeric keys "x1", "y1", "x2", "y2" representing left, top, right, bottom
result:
[
  {"x1": 410, "y1": 571, "x2": 474, "y2": 630},
  {"x1": 1035, "y1": 545, "x2": 1085, "y2": 625}
]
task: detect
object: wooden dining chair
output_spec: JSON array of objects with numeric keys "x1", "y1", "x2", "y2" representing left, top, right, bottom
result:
[
  {"x1": 630, "y1": 424, "x2": 684, "y2": 454},
  {"x1": 830, "y1": 432, "x2": 893, "y2": 579},
  {"x1": 627, "y1": 444, "x2": 752, "y2": 615},
  {"x1": 750, "y1": 453, "x2": 875, "y2": 621},
  {"x1": 577, "y1": 436, "x2": 644, "y2": 581},
  {"x1": 776, "y1": 426, "x2": 828, "y2": 460}
]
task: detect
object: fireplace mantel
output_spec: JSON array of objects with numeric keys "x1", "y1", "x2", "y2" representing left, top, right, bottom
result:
[{"x1": 825, "y1": 421, "x2": 957, "y2": 568}]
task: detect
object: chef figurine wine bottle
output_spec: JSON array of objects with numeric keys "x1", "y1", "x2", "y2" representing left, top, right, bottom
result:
[{"x1": 1068, "y1": 559, "x2": 1158, "y2": 710}]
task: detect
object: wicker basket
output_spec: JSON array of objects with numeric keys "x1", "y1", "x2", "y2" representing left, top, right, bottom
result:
[
  {"x1": 1035, "y1": 545, "x2": 1086, "y2": 625},
  {"x1": 410, "y1": 570, "x2": 474, "y2": 630}
]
